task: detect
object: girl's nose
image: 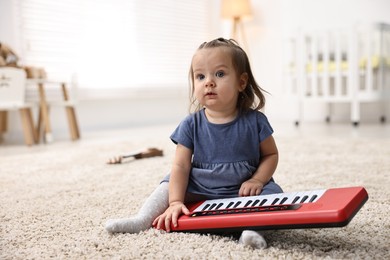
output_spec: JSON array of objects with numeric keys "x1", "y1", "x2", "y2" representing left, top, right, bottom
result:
[{"x1": 205, "y1": 78, "x2": 215, "y2": 88}]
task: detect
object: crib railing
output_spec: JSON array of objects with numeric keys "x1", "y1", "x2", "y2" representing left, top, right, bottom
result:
[{"x1": 284, "y1": 23, "x2": 390, "y2": 125}]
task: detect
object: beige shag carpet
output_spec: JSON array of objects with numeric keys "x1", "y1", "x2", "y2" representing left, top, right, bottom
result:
[{"x1": 1, "y1": 125, "x2": 389, "y2": 259}]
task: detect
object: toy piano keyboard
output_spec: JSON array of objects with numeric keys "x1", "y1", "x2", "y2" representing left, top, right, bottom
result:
[{"x1": 167, "y1": 186, "x2": 368, "y2": 233}]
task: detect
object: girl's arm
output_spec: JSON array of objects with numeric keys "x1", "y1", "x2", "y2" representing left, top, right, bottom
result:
[
  {"x1": 239, "y1": 135, "x2": 279, "y2": 196},
  {"x1": 153, "y1": 144, "x2": 192, "y2": 231}
]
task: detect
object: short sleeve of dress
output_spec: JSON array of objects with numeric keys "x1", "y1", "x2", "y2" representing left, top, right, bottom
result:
[
  {"x1": 257, "y1": 111, "x2": 274, "y2": 142},
  {"x1": 170, "y1": 114, "x2": 194, "y2": 150}
]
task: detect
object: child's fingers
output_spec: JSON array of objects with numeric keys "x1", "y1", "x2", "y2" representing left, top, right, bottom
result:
[
  {"x1": 155, "y1": 217, "x2": 162, "y2": 229},
  {"x1": 172, "y1": 207, "x2": 188, "y2": 228},
  {"x1": 171, "y1": 212, "x2": 179, "y2": 228},
  {"x1": 156, "y1": 215, "x2": 167, "y2": 231},
  {"x1": 152, "y1": 216, "x2": 160, "y2": 227},
  {"x1": 164, "y1": 216, "x2": 171, "y2": 232},
  {"x1": 182, "y1": 206, "x2": 190, "y2": 215}
]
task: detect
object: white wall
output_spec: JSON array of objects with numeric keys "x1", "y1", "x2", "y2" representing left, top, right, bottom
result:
[{"x1": 1, "y1": 0, "x2": 390, "y2": 143}]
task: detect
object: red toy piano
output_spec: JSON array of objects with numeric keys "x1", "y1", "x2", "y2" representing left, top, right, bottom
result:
[{"x1": 162, "y1": 186, "x2": 368, "y2": 233}]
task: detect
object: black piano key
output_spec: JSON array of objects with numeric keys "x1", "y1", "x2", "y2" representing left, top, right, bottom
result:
[
  {"x1": 226, "y1": 202, "x2": 234, "y2": 209},
  {"x1": 292, "y1": 196, "x2": 300, "y2": 204},
  {"x1": 300, "y1": 195, "x2": 309, "y2": 203},
  {"x1": 233, "y1": 201, "x2": 242, "y2": 208},
  {"x1": 309, "y1": 195, "x2": 318, "y2": 202},
  {"x1": 271, "y1": 198, "x2": 280, "y2": 205},
  {"x1": 252, "y1": 199, "x2": 260, "y2": 207},
  {"x1": 209, "y1": 203, "x2": 217, "y2": 210},
  {"x1": 201, "y1": 204, "x2": 210, "y2": 211},
  {"x1": 244, "y1": 200, "x2": 253, "y2": 207},
  {"x1": 216, "y1": 203, "x2": 224, "y2": 209},
  {"x1": 280, "y1": 197, "x2": 288, "y2": 204},
  {"x1": 260, "y1": 199, "x2": 267, "y2": 206}
]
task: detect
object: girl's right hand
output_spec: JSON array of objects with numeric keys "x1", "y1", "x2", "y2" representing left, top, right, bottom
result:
[{"x1": 153, "y1": 202, "x2": 190, "y2": 232}]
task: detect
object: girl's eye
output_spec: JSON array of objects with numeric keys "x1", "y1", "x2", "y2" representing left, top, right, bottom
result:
[
  {"x1": 216, "y1": 71, "x2": 225, "y2": 77},
  {"x1": 196, "y1": 74, "x2": 205, "y2": 80}
]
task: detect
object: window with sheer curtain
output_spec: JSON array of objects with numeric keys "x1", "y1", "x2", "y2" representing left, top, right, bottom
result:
[{"x1": 16, "y1": 0, "x2": 211, "y2": 89}]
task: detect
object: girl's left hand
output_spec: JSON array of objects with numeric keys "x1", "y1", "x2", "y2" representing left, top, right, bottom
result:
[{"x1": 239, "y1": 179, "x2": 264, "y2": 196}]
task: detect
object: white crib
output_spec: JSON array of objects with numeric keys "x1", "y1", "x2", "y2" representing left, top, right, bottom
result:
[{"x1": 284, "y1": 23, "x2": 390, "y2": 126}]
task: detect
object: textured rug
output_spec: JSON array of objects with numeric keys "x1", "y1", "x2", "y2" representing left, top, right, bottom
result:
[{"x1": 1, "y1": 125, "x2": 389, "y2": 259}]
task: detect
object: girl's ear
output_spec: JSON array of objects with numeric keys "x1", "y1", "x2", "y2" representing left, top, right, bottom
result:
[{"x1": 239, "y1": 73, "x2": 249, "y2": 92}]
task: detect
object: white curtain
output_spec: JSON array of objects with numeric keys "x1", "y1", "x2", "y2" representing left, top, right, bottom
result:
[{"x1": 16, "y1": 0, "x2": 211, "y2": 89}]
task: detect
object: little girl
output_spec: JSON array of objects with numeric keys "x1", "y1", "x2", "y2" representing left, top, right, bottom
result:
[{"x1": 106, "y1": 38, "x2": 283, "y2": 249}]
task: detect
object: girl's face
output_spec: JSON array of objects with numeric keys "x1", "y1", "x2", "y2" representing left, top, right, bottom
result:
[{"x1": 191, "y1": 47, "x2": 248, "y2": 113}]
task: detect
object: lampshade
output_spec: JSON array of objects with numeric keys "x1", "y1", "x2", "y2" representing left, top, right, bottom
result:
[{"x1": 221, "y1": 0, "x2": 252, "y2": 19}]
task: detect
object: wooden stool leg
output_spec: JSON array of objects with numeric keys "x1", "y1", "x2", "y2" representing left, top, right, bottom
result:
[
  {"x1": 61, "y1": 83, "x2": 80, "y2": 140},
  {"x1": 36, "y1": 105, "x2": 43, "y2": 143},
  {"x1": 38, "y1": 83, "x2": 53, "y2": 142},
  {"x1": 0, "y1": 111, "x2": 7, "y2": 143},
  {"x1": 65, "y1": 106, "x2": 80, "y2": 140},
  {"x1": 19, "y1": 108, "x2": 35, "y2": 146},
  {"x1": 0, "y1": 111, "x2": 8, "y2": 133},
  {"x1": 27, "y1": 108, "x2": 39, "y2": 143}
]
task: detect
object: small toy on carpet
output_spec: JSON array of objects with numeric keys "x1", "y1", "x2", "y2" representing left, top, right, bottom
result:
[{"x1": 106, "y1": 147, "x2": 163, "y2": 164}]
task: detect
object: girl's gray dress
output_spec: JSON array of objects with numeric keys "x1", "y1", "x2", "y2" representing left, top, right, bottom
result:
[{"x1": 162, "y1": 108, "x2": 282, "y2": 199}]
